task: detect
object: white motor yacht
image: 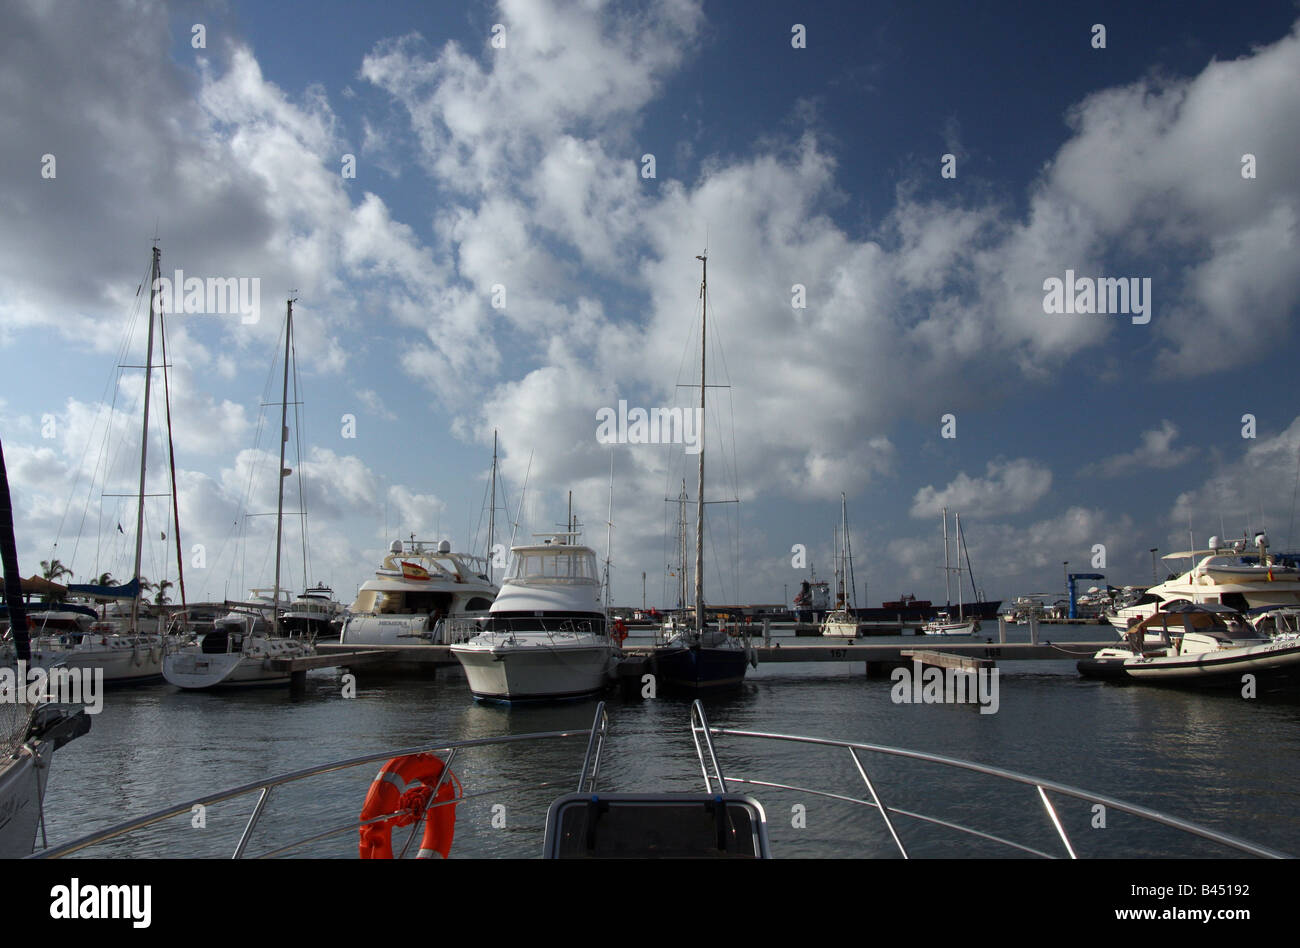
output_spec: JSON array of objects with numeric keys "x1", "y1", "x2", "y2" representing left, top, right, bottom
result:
[
  {"x1": 451, "y1": 535, "x2": 618, "y2": 702},
  {"x1": 1110, "y1": 533, "x2": 1300, "y2": 632},
  {"x1": 282, "y1": 583, "x2": 345, "y2": 640},
  {"x1": 341, "y1": 539, "x2": 497, "y2": 647}
]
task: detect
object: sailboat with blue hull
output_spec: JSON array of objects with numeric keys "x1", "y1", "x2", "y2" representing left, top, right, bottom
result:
[{"x1": 652, "y1": 252, "x2": 754, "y2": 694}]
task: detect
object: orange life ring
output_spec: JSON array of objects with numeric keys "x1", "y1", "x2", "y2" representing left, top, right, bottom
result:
[
  {"x1": 358, "y1": 753, "x2": 460, "y2": 859},
  {"x1": 611, "y1": 619, "x2": 628, "y2": 645}
]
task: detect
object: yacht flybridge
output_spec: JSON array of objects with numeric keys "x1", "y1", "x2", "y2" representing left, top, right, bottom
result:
[
  {"x1": 340, "y1": 538, "x2": 496, "y2": 647},
  {"x1": 1109, "y1": 533, "x2": 1300, "y2": 632},
  {"x1": 450, "y1": 534, "x2": 618, "y2": 701}
]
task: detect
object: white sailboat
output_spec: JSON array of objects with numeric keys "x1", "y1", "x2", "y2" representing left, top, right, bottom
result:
[
  {"x1": 164, "y1": 297, "x2": 313, "y2": 689},
  {"x1": 924, "y1": 509, "x2": 978, "y2": 636},
  {"x1": 822, "y1": 493, "x2": 861, "y2": 637},
  {"x1": 651, "y1": 251, "x2": 754, "y2": 691},
  {"x1": 3, "y1": 245, "x2": 183, "y2": 683}
]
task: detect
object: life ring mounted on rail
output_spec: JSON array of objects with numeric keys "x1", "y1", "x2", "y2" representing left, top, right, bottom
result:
[
  {"x1": 611, "y1": 618, "x2": 628, "y2": 646},
  {"x1": 358, "y1": 753, "x2": 461, "y2": 859}
]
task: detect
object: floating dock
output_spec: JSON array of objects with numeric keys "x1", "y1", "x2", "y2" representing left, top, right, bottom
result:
[{"x1": 266, "y1": 625, "x2": 1114, "y2": 699}]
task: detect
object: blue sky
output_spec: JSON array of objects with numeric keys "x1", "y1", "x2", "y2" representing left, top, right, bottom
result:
[{"x1": 2, "y1": 0, "x2": 1299, "y2": 610}]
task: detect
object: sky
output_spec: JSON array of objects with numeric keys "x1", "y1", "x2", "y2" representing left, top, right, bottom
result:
[{"x1": 2, "y1": 0, "x2": 1299, "y2": 612}]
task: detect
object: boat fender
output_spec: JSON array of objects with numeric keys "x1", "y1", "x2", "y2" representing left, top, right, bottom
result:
[{"x1": 359, "y1": 753, "x2": 460, "y2": 859}]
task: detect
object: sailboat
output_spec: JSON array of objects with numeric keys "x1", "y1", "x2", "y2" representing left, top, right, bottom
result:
[
  {"x1": 164, "y1": 297, "x2": 314, "y2": 688},
  {"x1": 0, "y1": 436, "x2": 92, "y2": 857},
  {"x1": 923, "y1": 509, "x2": 979, "y2": 636},
  {"x1": 651, "y1": 252, "x2": 755, "y2": 693},
  {"x1": 822, "y1": 493, "x2": 862, "y2": 637},
  {"x1": 2, "y1": 244, "x2": 182, "y2": 684}
]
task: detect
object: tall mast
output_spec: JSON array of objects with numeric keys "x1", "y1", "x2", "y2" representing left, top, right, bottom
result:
[
  {"x1": 956, "y1": 512, "x2": 964, "y2": 621},
  {"x1": 272, "y1": 298, "x2": 293, "y2": 636},
  {"x1": 679, "y1": 480, "x2": 688, "y2": 610},
  {"x1": 488, "y1": 429, "x2": 497, "y2": 584},
  {"x1": 942, "y1": 506, "x2": 951, "y2": 607},
  {"x1": 840, "y1": 492, "x2": 849, "y2": 609},
  {"x1": 602, "y1": 452, "x2": 614, "y2": 604},
  {"x1": 131, "y1": 245, "x2": 160, "y2": 631},
  {"x1": 832, "y1": 524, "x2": 841, "y2": 607},
  {"x1": 159, "y1": 294, "x2": 187, "y2": 625},
  {"x1": 694, "y1": 252, "x2": 707, "y2": 635}
]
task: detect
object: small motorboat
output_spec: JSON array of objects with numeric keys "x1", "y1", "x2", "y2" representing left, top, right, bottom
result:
[{"x1": 1078, "y1": 601, "x2": 1300, "y2": 691}]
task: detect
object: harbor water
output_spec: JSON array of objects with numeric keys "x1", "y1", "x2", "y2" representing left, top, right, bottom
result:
[{"x1": 39, "y1": 624, "x2": 1300, "y2": 859}]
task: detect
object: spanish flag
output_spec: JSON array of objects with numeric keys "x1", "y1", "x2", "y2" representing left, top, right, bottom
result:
[{"x1": 401, "y1": 560, "x2": 431, "y2": 581}]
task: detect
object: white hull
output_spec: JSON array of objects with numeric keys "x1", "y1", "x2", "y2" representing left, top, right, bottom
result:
[
  {"x1": 17, "y1": 637, "x2": 165, "y2": 684},
  {"x1": 0, "y1": 747, "x2": 45, "y2": 858},
  {"x1": 341, "y1": 613, "x2": 438, "y2": 646},
  {"x1": 164, "y1": 638, "x2": 310, "y2": 689},
  {"x1": 452, "y1": 636, "x2": 616, "y2": 701},
  {"x1": 923, "y1": 620, "x2": 977, "y2": 636},
  {"x1": 1082, "y1": 635, "x2": 1300, "y2": 687},
  {"x1": 821, "y1": 618, "x2": 860, "y2": 637}
]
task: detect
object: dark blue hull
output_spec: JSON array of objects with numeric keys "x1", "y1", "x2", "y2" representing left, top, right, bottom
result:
[{"x1": 652, "y1": 644, "x2": 748, "y2": 693}]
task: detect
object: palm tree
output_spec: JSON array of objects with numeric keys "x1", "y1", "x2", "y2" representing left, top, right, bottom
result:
[
  {"x1": 40, "y1": 558, "x2": 71, "y2": 602},
  {"x1": 95, "y1": 571, "x2": 115, "y2": 587},
  {"x1": 40, "y1": 559, "x2": 72, "y2": 582},
  {"x1": 152, "y1": 579, "x2": 173, "y2": 607}
]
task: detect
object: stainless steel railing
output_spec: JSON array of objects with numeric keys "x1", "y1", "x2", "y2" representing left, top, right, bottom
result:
[
  {"x1": 32, "y1": 704, "x2": 607, "y2": 859},
  {"x1": 688, "y1": 700, "x2": 1286, "y2": 859}
]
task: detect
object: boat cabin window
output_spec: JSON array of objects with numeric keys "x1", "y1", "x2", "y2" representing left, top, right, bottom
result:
[{"x1": 507, "y1": 550, "x2": 599, "y2": 583}]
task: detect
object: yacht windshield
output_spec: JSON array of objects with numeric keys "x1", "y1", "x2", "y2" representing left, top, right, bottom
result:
[{"x1": 507, "y1": 549, "x2": 599, "y2": 583}]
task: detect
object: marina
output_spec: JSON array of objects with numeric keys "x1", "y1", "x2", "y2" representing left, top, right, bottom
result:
[
  {"x1": 4, "y1": 8, "x2": 1300, "y2": 934},
  {"x1": 25, "y1": 619, "x2": 1300, "y2": 862}
]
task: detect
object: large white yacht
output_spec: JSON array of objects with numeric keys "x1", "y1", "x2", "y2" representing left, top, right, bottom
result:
[
  {"x1": 451, "y1": 535, "x2": 618, "y2": 701},
  {"x1": 1109, "y1": 533, "x2": 1300, "y2": 632},
  {"x1": 340, "y1": 538, "x2": 497, "y2": 647}
]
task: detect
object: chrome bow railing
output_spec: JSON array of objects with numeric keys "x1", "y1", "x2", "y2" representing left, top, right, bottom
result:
[{"x1": 689, "y1": 700, "x2": 1286, "y2": 859}]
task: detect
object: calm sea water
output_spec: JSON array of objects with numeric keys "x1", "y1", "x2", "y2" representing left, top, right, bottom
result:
[{"x1": 37, "y1": 624, "x2": 1300, "y2": 859}]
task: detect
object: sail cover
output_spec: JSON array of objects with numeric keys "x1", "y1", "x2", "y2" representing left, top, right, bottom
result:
[{"x1": 66, "y1": 577, "x2": 141, "y2": 601}]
